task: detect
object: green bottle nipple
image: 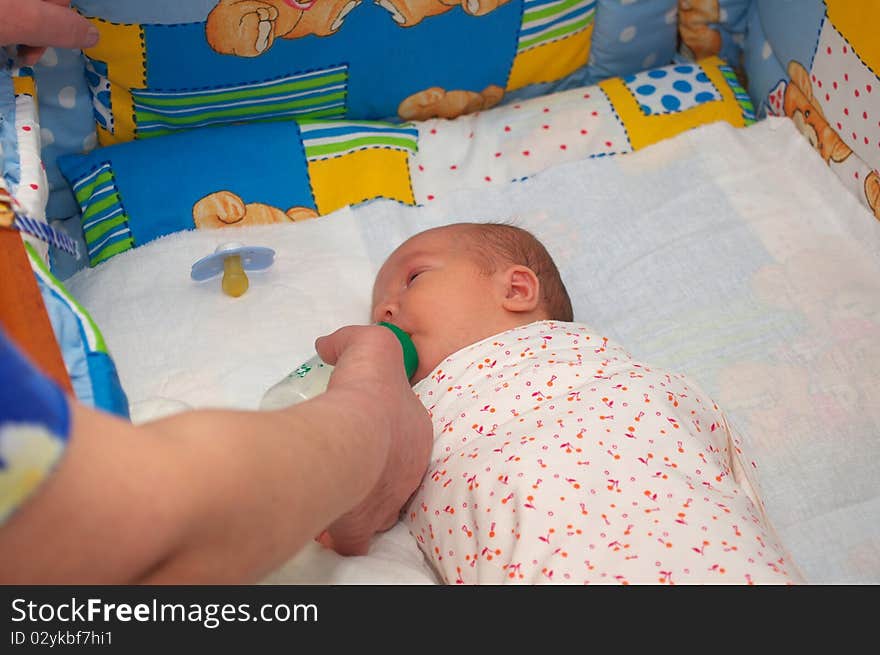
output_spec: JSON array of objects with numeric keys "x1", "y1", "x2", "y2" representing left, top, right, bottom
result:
[{"x1": 377, "y1": 322, "x2": 419, "y2": 380}]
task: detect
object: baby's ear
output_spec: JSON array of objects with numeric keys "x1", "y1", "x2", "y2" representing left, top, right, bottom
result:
[{"x1": 500, "y1": 265, "x2": 541, "y2": 313}]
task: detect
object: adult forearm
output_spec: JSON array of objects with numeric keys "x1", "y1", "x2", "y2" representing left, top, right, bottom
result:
[
  {"x1": 0, "y1": 392, "x2": 389, "y2": 584},
  {"x1": 141, "y1": 390, "x2": 390, "y2": 583}
]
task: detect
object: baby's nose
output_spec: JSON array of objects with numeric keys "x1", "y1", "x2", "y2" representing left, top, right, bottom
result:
[{"x1": 372, "y1": 300, "x2": 397, "y2": 324}]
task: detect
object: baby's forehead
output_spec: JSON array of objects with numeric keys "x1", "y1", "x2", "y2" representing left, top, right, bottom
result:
[
  {"x1": 406, "y1": 225, "x2": 466, "y2": 247},
  {"x1": 389, "y1": 226, "x2": 468, "y2": 260}
]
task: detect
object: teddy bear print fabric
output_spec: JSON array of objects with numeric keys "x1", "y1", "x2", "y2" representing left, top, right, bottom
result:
[
  {"x1": 58, "y1": 55, "x2": 753, "y2": 267},
  {"x1": 745, "y1": 0, "x2": 879, "y2": 221},
  {"x1": 73, "y1": 0, "x2": 600, "y2": 146},
  {"x1": 406, "y1": 321, "x2": 802, "y2": 584}
]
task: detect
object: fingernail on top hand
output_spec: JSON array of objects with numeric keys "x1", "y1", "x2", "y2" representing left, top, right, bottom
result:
[{"x1": 85, "y1": 26, "x2": 99, "y2": 48}]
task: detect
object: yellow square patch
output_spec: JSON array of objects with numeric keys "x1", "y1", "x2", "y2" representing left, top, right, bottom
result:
[
  {"x1": 308, "y1": 148, "x2": 415, "y2": 215},
  {"x1": 507, "y1": 24, "x2": 594, "y2": 93},
  {"x1": 601, "y1": 56, "x2": 748, "y2": 152},
  {"x1": 825, "y1": 0, "x2": 880, "y2": 73},
  {"x1": 83, "y1": 18, "x2": 145, "y2": 146}
]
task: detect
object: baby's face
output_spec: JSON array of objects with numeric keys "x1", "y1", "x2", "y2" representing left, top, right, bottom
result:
[{"x1": 371, "y1": 226, "x2": 509, "y2": 383}]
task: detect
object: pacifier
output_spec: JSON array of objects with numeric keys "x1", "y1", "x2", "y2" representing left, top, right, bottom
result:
[{"x1": 190, "y1": 242, "x2": 275, "y2": 297}]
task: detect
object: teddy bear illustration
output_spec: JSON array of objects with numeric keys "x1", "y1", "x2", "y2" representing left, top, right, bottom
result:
[
  {"x1": 397, "y1": 84, "x2": 503, "y2": 120},
  {"x1": 782, "y1": 60, "x2": 880, "y2": 221},
  {"x1": 866, "y1": 171, "x2": 880, "y2": 221},
  {"x1": 0, "y1": 189, "x2": 15, "y2": 228},
  {"x1": 678, "y1": 0, "x2": 722, "y2": 61},
  {"x1": 783, "y1": 61, "x2": 853, "y2": 164},
  {"x1": 193, "y1": 190, "x2": 318, "y2": 229},
  {"x1": 205, "y1": 0, "x2": 361, "y2": 57},
  {"x1": 375, "y1": 0, "x2": 511, "y2": 28}
]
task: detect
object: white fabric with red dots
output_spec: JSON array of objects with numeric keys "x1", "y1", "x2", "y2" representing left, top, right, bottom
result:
[
  {"x1": 407, "y1": 321, "x2": 802, "y2": 584},
  {"x1": 409, "y1": 85, "x2": 628, "y2": 206},
  {"x1": 1, "y1": 70, "x2": 50, "y2": 262}
]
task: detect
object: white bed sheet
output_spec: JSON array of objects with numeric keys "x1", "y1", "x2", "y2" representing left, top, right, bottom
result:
[{"x1": 66, "y1": 118, "x2": 880, "y2": 584}]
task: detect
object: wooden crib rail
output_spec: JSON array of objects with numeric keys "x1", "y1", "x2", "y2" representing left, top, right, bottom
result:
[{"x1": 0, "y1": 226, "x2": 73, "y2": 394}]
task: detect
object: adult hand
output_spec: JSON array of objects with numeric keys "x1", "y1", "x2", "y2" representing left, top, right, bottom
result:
[
  {"x1": 0, "y1": 0, "x2": 99, "y2": 65},
  {"x1": 314, "y1": 325, "x2": 433, "y2": 556}
]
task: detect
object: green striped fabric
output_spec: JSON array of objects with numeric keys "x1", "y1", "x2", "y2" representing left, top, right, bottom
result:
[
  {"x1": 518, "y1": 0, "x2": 596, "y2": 53},
  {"x1": 132, "y1": 65, "x2": 349, "y2": 139},
  {"x1": 720, "y1": 64, "x2": 756, "y2": 125},
  {"x1": 72, "y1": 163, "x2": 134, "y2": 266},
  {"x1": 299, "y1": 120, "x2": 418, "y2": 162}
]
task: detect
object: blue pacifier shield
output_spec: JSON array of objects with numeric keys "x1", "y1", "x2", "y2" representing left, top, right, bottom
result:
[{"x1": 191, "y1": 242, "x2": 276, "y2": 281}]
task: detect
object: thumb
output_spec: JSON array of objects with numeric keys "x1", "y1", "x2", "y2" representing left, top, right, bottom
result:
[
  {"x1": 321, "y1": 527, "x2": 371, "y2": 556},
  {"x1": 10, "y1": 1, "x2": 99, "y2": 50},
  {"x1": 316, "y1": 530, "x2": 369, "y2": 556},
  {"x1": 313, "y1": 327, "x2": 350, "y2": 367},
  {"x1": 314, "y1": 324, "x2": 393, "y2": 368}
]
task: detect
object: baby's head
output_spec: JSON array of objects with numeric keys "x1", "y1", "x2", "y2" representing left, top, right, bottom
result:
[{"x1": 371, "y1": 222, "x2": 573, "y2": 383}]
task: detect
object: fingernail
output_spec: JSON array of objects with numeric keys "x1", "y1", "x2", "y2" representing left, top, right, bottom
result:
[{"x1": 85, "y1": 26, "x2": 100, "y2": 48}]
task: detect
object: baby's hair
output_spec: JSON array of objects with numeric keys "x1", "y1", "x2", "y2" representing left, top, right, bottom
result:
[{"x1": 458, "y1": 222, "x2": 574, "y2": 322}]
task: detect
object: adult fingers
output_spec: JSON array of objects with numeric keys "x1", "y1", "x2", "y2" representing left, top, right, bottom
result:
[
  {"x1": 17, "y1": 46, "x2": 47, "y2": 66},
  {"x1": 5, "y1": 0, "x2": 99, "y2": 50},
  {"x1": 315, "y1": 324, "x2": 398, "y2": 369}
]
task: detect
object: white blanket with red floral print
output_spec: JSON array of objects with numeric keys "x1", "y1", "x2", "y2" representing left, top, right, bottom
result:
[{"x1": 404, "y1": 320, "x2": 801, "y2": 584}]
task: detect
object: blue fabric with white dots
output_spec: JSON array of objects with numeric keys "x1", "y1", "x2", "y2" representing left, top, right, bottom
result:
[
  {"x1": 0, "y1": 63, "x2": 20, "y2": 190},
  {"x1": 742, "y1": 0, "x2": 826, "y2": 118},
  {"x1": 587, "y1": 0, "x2": 678, "y2": 83},
  {"x1": 31, "y1": 48, "x2": 96, "y2": 222},
  {"x1": 713, "y1": 0, "x2": 751, "y2": 68}
]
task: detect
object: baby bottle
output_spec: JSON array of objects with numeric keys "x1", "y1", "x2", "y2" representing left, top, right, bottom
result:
[{"x1": 259, "y1": 322, "x2": 418, "y2": 410}]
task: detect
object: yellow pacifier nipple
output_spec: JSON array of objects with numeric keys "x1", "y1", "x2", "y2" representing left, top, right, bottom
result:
[
  {"x1": 191, "y1": 241, "x2": 276, "y2": 298},
  {"x1": 222, "y1": 254, "x2": 249, "y2": 297}
]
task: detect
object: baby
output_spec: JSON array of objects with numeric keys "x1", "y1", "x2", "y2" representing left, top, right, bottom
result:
[{"x1": 371, "y1": 222, "x2": 803, "y2": 584}]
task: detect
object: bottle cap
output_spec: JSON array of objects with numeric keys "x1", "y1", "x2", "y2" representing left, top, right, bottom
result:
[{"x1": 377, "y1": 322, "x2": 419, "y2": 381}]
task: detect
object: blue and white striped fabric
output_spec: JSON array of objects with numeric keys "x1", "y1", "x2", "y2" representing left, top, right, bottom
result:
[
  {"x1": 12, "y1": 213, "x2": 78, "y2": 257},
  {"x1": 719, "y1": 63, "x2": 755, "y2": 124},
  {"x1": 299, "y1": 120, "x2": 418, "y2": 162}
]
